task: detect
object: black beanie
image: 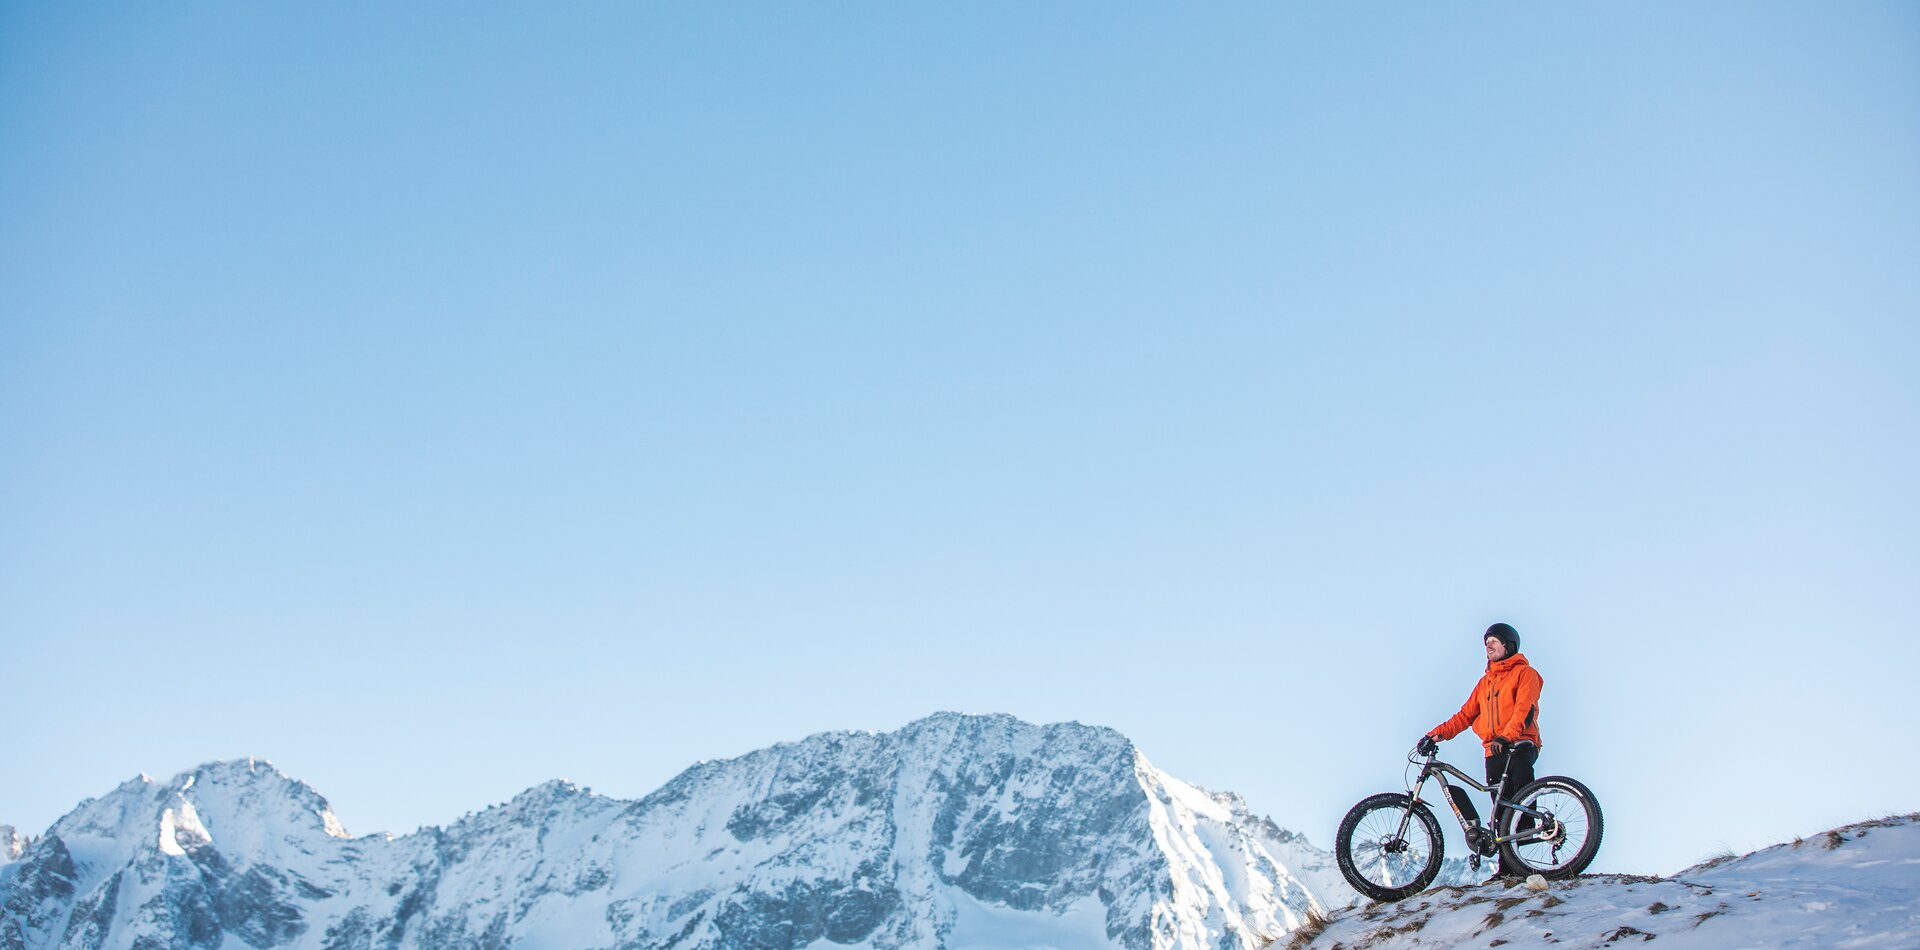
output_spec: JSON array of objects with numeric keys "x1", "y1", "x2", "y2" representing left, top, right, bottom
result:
[{"x1": 1484, "y1": 622, "x2": 1520, "y2": 654}]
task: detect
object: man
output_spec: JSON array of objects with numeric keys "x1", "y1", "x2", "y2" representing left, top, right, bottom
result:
[{"x1": 1418, "y1": 621, "x2": 1542, "y2": 877}]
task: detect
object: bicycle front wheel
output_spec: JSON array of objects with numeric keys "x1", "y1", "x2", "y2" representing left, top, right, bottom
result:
[
  {"x1": 1498, "y1": 775, "x2": 1603, "y2": 879},
  {"x1": 1336, "y1": 793, "x2": 1445, "y2": 902}
]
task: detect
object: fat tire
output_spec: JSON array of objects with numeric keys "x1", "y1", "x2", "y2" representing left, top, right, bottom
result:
[
  {"x1": 1336, "y1": 792, "x2": 1446, "y2": 902},
  {"x1": 1498, "y1": 775, "x2": 1603, "y2": 879}
]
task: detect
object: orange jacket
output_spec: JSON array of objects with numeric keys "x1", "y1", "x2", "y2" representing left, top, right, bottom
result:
[{"x1": 1431, "y1": 653, "x2": 1543, "y2": 756}]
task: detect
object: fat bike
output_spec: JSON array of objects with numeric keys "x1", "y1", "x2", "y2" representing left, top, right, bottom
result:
[{"x1": 1334, "y1": 741, "x2": 1603, "y2": 902}]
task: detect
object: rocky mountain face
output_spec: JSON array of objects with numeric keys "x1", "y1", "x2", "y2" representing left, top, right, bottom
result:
[
  {"x1": 0, "y1": 714, "x2": 1355, "y2": 950},
  {"x1": 0, "y1": 828, "x2": 23, "y2": 864}
]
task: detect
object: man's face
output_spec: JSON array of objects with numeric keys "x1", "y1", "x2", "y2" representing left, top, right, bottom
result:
[{"x1": 1485, "y1": 636, "x2": 1507, "y2": 661}]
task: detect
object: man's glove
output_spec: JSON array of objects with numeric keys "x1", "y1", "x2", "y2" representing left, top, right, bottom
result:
[
  {"x1": 1489, "y1": 737, "x2": 1510, "y2": 755},
  {"x1": 1416, "y1": 735, "x2": 1439, "y2": 756}
]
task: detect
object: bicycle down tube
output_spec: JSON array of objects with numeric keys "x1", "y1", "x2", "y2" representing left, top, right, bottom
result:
[{"x1": 1413, "y1": 755, "x2": 1553, "y2": 846}]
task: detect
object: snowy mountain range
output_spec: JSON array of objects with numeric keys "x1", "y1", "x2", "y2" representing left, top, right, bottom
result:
[{"x1": 0, "y1": 713, "x2": 1359, "y2": 950}]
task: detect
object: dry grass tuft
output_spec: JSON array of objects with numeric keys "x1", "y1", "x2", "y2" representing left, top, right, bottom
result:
[
  {"x1": 1279, "y1": 907, "x2": 1334, "y2": 950},
  {"x1": 1354, "y1": 918, "x2": 1428, "y2": 947},
  {"x1": 1693, "y1": 846, "x2": 1739, "y2": 870}
]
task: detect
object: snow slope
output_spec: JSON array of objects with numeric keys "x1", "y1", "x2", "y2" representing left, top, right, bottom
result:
[
  {"x1": 0, "y1": 713, "x2": 1354, "y2": 950},
  {"x1": 1289, "y1": 813, "x2": 1920, "y2": 949}
]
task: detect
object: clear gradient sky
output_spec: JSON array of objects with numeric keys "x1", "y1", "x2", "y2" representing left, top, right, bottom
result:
[{"x1": 3, "y1": 3, "x2": 1916, "y2": 877}]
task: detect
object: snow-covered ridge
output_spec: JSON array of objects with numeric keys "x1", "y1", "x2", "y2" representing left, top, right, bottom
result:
[
  {"x1": 0, "y1": 712, "x2": 1354, "y2": 950},
  {"x1": 1289, "y1": 812, "x2": 1920, "y2": 950}
]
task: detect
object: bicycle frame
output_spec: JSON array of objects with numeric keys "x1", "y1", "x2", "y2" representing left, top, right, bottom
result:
[{"x1": 1400, "y1": 752, "x2": 1555, "y2": 848}]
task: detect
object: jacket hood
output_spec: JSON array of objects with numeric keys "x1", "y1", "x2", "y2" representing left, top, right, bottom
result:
[{"x1": 1487, "y1": 652, "x2": 1530, "y2": 673}]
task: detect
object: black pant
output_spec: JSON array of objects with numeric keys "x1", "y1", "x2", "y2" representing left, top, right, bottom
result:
[{"x1": 1485, "y1": 745, "x2": 1538, "y2": 834}]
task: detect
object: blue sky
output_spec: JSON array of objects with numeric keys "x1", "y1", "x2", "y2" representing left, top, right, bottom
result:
[{"x1": 3, "y1": 3, "x2": 1916, "y2": 876}]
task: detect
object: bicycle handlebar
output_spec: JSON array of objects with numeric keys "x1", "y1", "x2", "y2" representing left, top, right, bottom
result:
[{"x1": 1409, "y1": 737, "x2": 1537, "y2": 764}]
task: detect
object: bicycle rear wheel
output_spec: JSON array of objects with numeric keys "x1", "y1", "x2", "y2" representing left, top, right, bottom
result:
[
  {"x1": 1336, "y1": 793, "x2": 1445, "y2": 902},
  {"x1": 1498, "y1": 775, "x2": 1602, "y2": 878}
]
